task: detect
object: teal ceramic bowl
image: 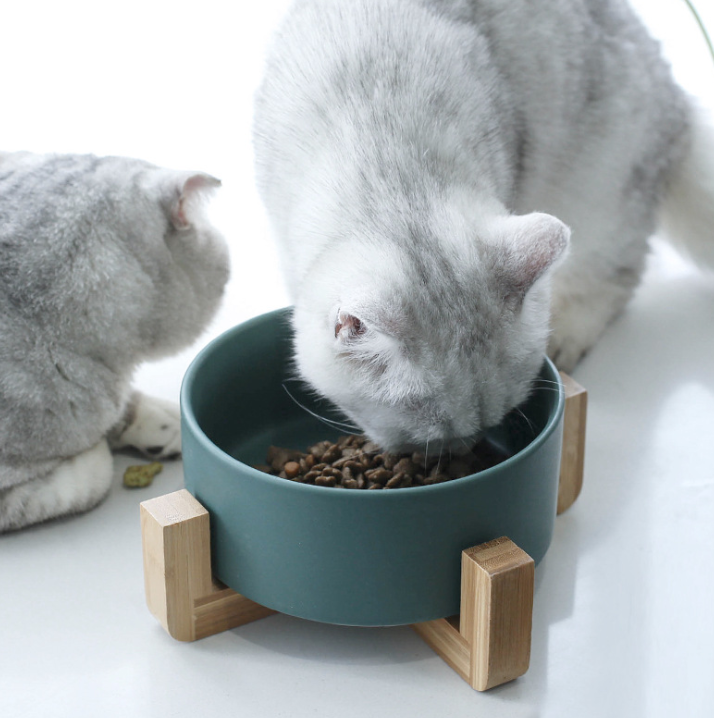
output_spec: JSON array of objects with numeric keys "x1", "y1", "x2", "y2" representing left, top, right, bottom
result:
[{"x1": 181, "y1": 307, "x2": 564, "y2": 627}]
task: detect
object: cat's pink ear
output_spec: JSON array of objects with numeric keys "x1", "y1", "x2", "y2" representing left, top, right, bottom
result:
[
  {"x1": 496, "y1": 212, "x2": 570, "y2": 297},
  {"x1": 170, "y1": 173, "x2": 221, "y2": 230},
  {"x1": 334, "y1": 309, "x2": 367, "y2": 343}
]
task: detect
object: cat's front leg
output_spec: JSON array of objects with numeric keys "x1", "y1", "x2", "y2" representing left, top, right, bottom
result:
[
  {"x1": 0, "y1": 440, "x2": 113, "y2": 532},
  {"x1": 547, "y1": 270, "x2": 638, "y2": 372},
  {"x1": 107, "y1": 391, "x2": 182, "y2": 459}
]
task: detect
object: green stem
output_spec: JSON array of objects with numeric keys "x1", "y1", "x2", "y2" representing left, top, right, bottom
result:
[{"x1": 683, "y1": 0, "x2": 714, "y2": 66}]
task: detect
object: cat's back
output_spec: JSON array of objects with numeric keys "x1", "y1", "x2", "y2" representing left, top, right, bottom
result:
[
  {"x1": 255, "y1": 0, "x2": 671, "y2": 136},
  {"x1": 0, "y1": 152, "x2": 156, "y2": 249},
  {"x1": 0, "y1": 152, "x2": 159, "y2": 353},
  {"x1": 253, "y1": 0, "x2": 509, "y2": 233},
  {"x1": 256, "y1": 0, "x2": 686, "y2": 173},
  {"x1": 0, "y1": 150, "x2": 229, "y2": 466},
  {"x1": 0, "y1": 153, "x2": 147, "y2": 461},
  {"x1": 452, "y1": 0, "x2": 685, "y2": 141},
  {"x1": 255, "y1": 0, "x2": 688, "y2": 234}
]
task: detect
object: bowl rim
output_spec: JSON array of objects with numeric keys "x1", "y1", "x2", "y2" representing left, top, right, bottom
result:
[{"x1": 181, "y1": 307, "x2": 565, "y2": 499}]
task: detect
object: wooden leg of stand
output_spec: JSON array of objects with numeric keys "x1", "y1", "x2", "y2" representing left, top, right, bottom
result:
[
  {"x1": 412, "y1": 537, "x2": 534, "y2": 691},
  {"x1": 557, "y1": 372, "x2": 587, "y2": 515},
  {"x1": 140, "y1": 489, "x2": 275, "y2": 641}
]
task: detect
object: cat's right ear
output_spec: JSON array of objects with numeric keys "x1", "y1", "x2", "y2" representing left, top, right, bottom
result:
[
  {"x1": 493, "y1": 212, "x2": 570, "y2": 299},
  {"x1": 169, "y1": 173, "x2": 222, "y2": 230}
]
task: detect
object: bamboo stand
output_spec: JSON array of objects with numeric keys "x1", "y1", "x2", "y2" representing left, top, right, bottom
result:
[{"x1": 140, "y1": 373, "x2": 586, "y2": 691}]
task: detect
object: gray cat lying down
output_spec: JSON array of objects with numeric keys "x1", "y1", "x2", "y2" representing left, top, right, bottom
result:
[
  {"x1": 253, "y1": 0, "x2": 714, "y2": 452},
  {"x1": 0, "y1": 152, "x2": 229, "y2": 532}
]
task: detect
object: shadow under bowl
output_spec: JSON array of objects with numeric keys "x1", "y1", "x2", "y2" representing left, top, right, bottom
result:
[{"x1": 181, "y1": 307, "x2": 564, "y2": 626}]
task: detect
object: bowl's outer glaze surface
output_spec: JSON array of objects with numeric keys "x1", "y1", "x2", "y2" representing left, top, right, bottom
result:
[{"x1": 181, "y1": 308, "x2": 564, "y2": 626}]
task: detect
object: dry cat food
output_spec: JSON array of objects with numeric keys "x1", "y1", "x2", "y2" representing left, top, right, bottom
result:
[
  {"x1": 123, "y1": 461, "x2": 163, "y2": 488},
  {"x1": 254, "y1": 435, "x2": 510, "y2": 489}
]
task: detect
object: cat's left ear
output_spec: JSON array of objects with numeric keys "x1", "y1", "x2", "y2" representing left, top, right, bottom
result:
[
  {"x1": 494, "y1": 212, "x2": 570, "y2": 298},
  {"x1": 334, "y1": 309, "x2": 367, "y2": 343},
  {"x1": 170, "y1": 173, "x2": 222, "y2": 230}
]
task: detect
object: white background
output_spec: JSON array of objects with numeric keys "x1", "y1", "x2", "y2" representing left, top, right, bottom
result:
[{"x1": 1, "y1": 1, "x2": 713, "y2": 716}]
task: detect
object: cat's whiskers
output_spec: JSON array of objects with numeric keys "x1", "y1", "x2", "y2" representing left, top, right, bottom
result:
[
  {"x1": 512, "y1": 406, "x2": 537, "y2": 439},
  {"x1": 281, "y1": 384, "x2": 361, "y2": 433},
  {"x1": 532, "y1": 378, "x2": 563, "y2": 390},
  {"x1": 436, "y1": 443, "x2": 445, "y2": 476}
]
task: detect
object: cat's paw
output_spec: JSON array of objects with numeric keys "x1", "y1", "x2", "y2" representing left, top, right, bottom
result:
[
  {"x1": 548, "y1": 345, "x2": 587, "y2": 374},
  {"x1": 0, "y1": 441, "x2": 113, "y2": 533},
  {"x1": 109, "y1": 393, "x2": 182, "y2": 459},
  {"x1": 547, "y1": 290, "x2": 615, "y2": 372},
  {"x1": 547, "y1": 312, "x2": 600, "y2": 372}
]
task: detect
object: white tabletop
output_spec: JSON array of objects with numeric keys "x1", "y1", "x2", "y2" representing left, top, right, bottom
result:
[{"x1": 2, "y1": 2, "x2": 713, "y2": 716}]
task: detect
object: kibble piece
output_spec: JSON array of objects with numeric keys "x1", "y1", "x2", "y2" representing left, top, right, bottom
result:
[
  {"x1": 299, "y1": 454, "x2": 315, "y2": 472},
  {"x1": 123, "y1": 462, "x2": 163, "y2": 488},
  {"x1": 309, "y1": 440, "x2": 332, "y2": 458},
  {"x1": 321, "y1": 444, "x2": 342, "y2": 463},
  {"x1": 386, "y1": 472, "x2": 406, "y2": 489},
  {"x1": 411, "y1": 452, "x2": 428, "y2": 470},
  {"x1": 393, "y1": 457, "x2": 416, "y2": 476},
  {"x1": 284, "y1": 461, "x2": 301, "y2": 479},
  {"x1": 267, "y1": 445, "x2": 304, "y2": 472},
  {"x1": 360, "y1": 455, "x2": 376, "y2": 470},
  {"x1": 365, "y1": 467, "x2": 392, "y2": 484},
  {"x1": 315, "y1": 475, "x2": 336, "y2": 487}
]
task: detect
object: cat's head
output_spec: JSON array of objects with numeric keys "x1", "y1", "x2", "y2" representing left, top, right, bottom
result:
[
  {"x1": 292, "y1": 208, "x2": 568, "y2": 453},
  {"x1": 1, "y1": 152, "x2": 230, "y2": 366}
]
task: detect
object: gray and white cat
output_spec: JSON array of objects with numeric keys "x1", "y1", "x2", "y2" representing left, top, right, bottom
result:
[
  {"x1": 0, "y1": 152, "x2": 229, "y2": 531},
  {"x1": 253, "y1": 0, "x2": 714, "y2": 452}
]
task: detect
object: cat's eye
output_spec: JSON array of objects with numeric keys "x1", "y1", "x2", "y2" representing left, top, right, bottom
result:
[{"x1": 335, "y1": 310, "x2": 366, "y2": 340}]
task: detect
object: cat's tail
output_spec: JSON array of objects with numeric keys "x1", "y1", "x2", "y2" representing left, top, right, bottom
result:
[{"x1": 659, "y1": 96, "x2": 714, "y2": 268}]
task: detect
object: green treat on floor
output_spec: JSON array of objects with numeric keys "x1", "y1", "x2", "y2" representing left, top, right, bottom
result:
[{"x1": 123, "y1": 462, "x2": 163, "y2": 488}]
